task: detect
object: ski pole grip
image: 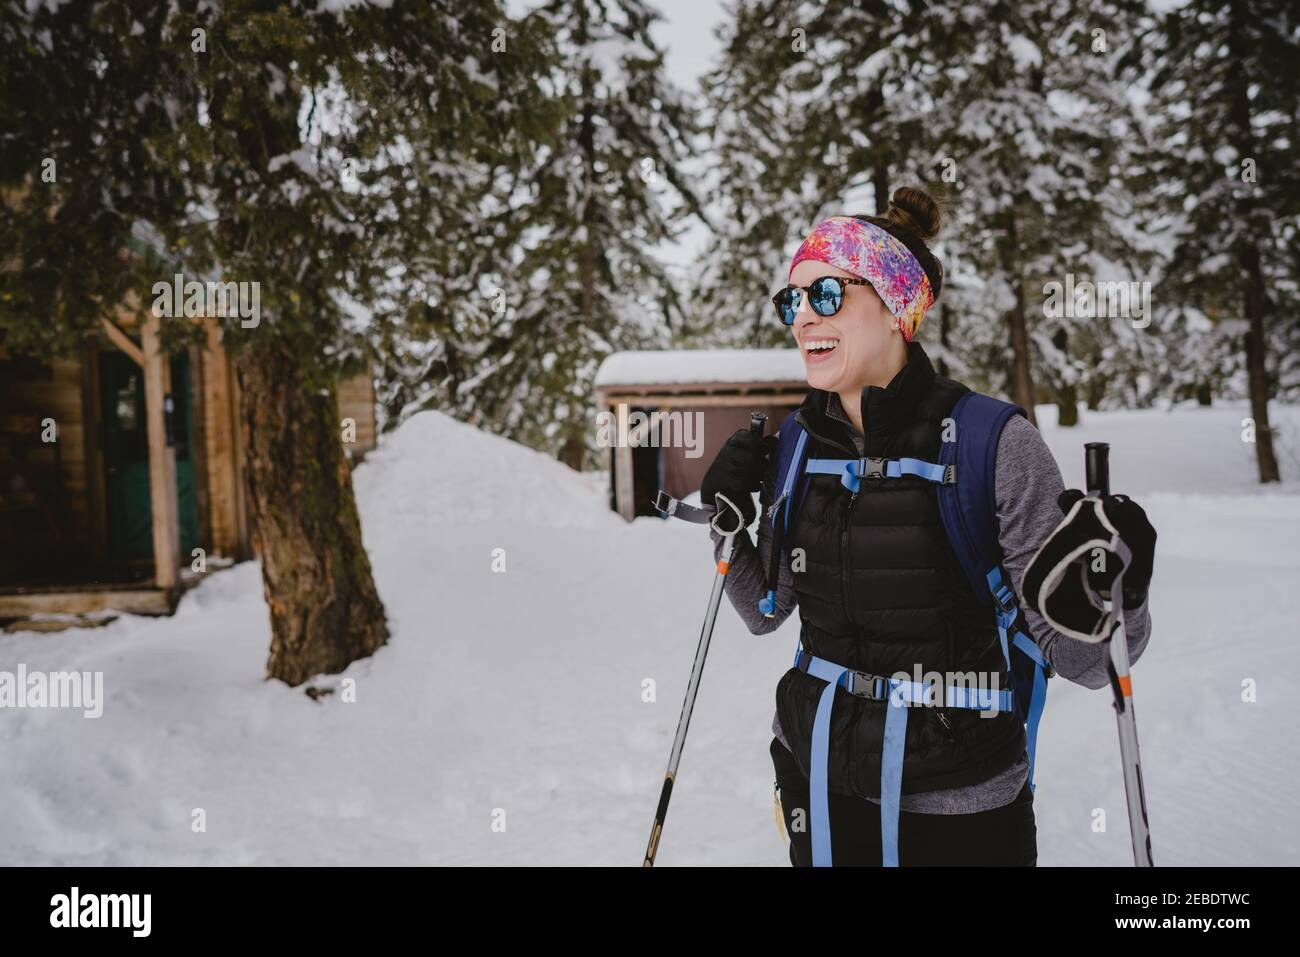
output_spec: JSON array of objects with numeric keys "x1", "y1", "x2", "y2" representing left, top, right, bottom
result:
[
  {"x1": 750, "y1": 411, "x2": 767, "y2": 436},
  {"x1": 1085, "y1": 442, "x2": 1110, "y2": 497}
]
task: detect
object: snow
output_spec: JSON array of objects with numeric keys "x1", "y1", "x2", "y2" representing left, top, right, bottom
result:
[
  {"x1": 594, "y1": 348, "x2": 806, "y2": 388},
  {"x1": 1004, "y1": 33, "x2": 1043, "y2": 72},
  {"x1": 2, "y1": 401, "x2": 1299, "y2": 865}
]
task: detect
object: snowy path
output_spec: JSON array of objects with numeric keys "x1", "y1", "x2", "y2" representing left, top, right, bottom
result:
[{"x1": 2, "y1": 402, "x2": 1298, "y2": 865}]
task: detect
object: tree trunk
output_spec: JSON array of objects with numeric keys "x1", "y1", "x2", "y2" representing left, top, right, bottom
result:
[
  {"x1": 1007, "y1": 287, "x2": 1037, "y2": 426},
  {"x1": 1195, "y1": 381, "x2": 1212, "y2": 406},
  {"x1": 1003, "y1": 217, "x2": 1037, "y2": 425},
  {"x1": 873, "y1": 159, "x2": 890, "y2": 216},
  {"x1": 560, "y1": 434, "x2": 585, "y2": 471},
  {"x1": 1052, "y1": 328, "x2": 1078, "y2": 426},
  {"x1": 936, "y1": 302, "x2": 951, "y2": 378},
  {"x1": 577, "y1": 3, "x2": 597, "y2": 332},
  {"x1": 1055, "y1": 384, "x2": 1079, "y2": 426},
  {"x1": 1241, "y1": 242, "x2": 1280, "y2": 482},
  {"x1": 235, "y1": 345, "x2": 389, "y2": 685},
  {"x1": 1227, "y1": 2, "x2": 1280, "y2": 483},
  {"x1": 1086, "y1": 354, "x2": 1106, "y2": 410}
]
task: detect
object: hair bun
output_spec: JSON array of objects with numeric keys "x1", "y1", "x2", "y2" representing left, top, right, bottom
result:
[{"x1": 886, "y1": 186, "x2": 941, "y2": 241}]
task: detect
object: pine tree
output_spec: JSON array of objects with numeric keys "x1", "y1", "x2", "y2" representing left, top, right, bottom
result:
[
  {"x1": 0, "y1": 0, "x2": 557, "y2": 681},
  {"x1": 695, "y1": 0, "x2": 1158, "y2": 433},
  {"x1": 695, "y1": 0, "x2": 934, "y2": 349},
  {"x1": 1137, "y1": 0, "x2": 1298, "y2": 481},
  {"x1": 377, "y1": 0, "x2": 705, "y2": 470},
  {"x1": 916, "y1": 0, "x2": 1154, "y2": 425}
]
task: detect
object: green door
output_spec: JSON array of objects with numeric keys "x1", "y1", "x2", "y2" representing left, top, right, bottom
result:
[
  {"x1": 100, "y1": 351, "x2": 198, "y2": 564},
  {"x1": 170, "y1": 354, "x2": 198, "y2": 558}
]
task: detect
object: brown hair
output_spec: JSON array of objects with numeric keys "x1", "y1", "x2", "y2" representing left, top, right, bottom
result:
[{"x1": 846, "y1": 186, "x2": 945, "y2": 300}]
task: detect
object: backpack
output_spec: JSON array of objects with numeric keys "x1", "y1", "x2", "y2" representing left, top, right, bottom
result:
[{"x1": 760, "y1": 391, "x2": 1051, "y2": 866}]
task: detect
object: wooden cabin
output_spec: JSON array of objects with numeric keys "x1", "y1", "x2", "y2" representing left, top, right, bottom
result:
[
  {"x1": 0, "y1": 312, "x2": 377, "y2": 620},
  {"x1": 593, "y1": 349, "x2": 809, "y2": 520}
]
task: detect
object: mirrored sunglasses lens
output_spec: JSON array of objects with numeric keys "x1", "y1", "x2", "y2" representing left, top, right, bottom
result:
[
  {"x1": 810, "y1": 278, "x2": 843, "y2": 316},
  {"x1": 776, "y1": 288, "x2": 799, "y2": 324}
]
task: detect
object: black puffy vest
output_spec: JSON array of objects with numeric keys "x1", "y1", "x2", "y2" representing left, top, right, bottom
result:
[{"x1": 775, "y1": 342, "x2": 1026, "y2": 798}]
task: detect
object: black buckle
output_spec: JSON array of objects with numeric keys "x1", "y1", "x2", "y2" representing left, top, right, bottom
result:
[
  {"x1": 845, "y1": 670, "x2": 888, "y2": 700},
  {"x1": 943, "y1": 463, "x2": 956, "y2": 484},
  {"x1": 858, "y1": 457, "x2": 885, "y2": 479}
]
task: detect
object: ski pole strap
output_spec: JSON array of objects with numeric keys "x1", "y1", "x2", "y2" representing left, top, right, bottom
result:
[
  {"x1": 653, "y1": 490, "x2": 715, "y2": 525},
  {"x1": 805, "y1": 456, "x2": 954, "y2": 494},
  {"x1": 792, "y1": 646, "x2": 1015, "y2": 867}
]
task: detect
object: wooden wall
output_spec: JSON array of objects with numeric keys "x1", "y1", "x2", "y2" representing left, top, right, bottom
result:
[
  {"x1": 199, "y1": 322, "x2": 248, "y2": 560},
  {"x1": 339, "y1": 369, "x2": 377, "y2": 459},
  {"x1": 0, "y1": 354, "x2": 93, "y2": 557},
  {"x1": 2, "y1": 336, "x2": 378, "y2": 583}
]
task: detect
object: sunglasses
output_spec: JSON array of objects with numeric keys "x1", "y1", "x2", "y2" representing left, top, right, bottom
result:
[{"x1": 771, "y1": 276, "x2": 873, "y2": 326}]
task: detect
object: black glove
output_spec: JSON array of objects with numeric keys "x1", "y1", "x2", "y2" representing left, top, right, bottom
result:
[
  {"x1": 1056, "y1": 489, "x2": 1156, "y2": 608},
  {"x1": 700, "y1": 428, "x2": 777, "y2": 528}
]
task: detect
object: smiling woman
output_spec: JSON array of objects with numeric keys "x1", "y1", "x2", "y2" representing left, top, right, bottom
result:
[
  {"x1": 697, "y1": 185, "x2": 1159, "y2": 868},
  {"x1": 776, "y1": 190, "x2": 944, "y2": 433}
]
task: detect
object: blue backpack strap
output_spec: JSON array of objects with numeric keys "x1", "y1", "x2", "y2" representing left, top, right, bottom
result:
[
  {"x1": 935, "y1": 392, "x2": 1049, "y2": 792},
  {"x1": 759, "y1": 411, "x2": 809, "y2": 617},
  {"x1": 935, "y1": 392, "x2": 1024, "y2": 594}
]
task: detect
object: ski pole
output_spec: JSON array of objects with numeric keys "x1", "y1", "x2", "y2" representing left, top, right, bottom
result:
[
  {"x1": 643, "y1": 412, "x2": 766, "y2": 867},
  {"x1": 1085, "y1": 442, "x2": 1155, "y2": 867}
]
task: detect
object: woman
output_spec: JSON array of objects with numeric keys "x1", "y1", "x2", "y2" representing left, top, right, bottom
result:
[{"x1": 701, "y1": 187, "x2": 1157, "y2": 867}]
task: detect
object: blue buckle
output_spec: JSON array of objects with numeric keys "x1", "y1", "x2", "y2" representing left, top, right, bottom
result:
[{"x1": 992, "y1": 583, "x2": 1016, "y2": 613}]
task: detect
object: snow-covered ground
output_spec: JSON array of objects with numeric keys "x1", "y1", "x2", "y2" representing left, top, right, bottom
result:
[{"x1": 2, "y1": 401, "x2": 1299, "y2": 866}]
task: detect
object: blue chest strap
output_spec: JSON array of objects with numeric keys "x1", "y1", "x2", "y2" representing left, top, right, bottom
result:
[{"x1": 805, "y1": 456, "x2": 954, "y2": 493}]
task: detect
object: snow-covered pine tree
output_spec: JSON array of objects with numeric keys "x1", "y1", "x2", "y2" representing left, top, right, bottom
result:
[
  {"x1": 1137, "y1": 0, "x2": 1298, "y2": 482},
  {"x1": 691, "y1": 0, "x2": 803, "y2": 349},
  {"x1": 383, "y1": 0, "x2": 706, "y2": 469},
  {"x1": 919, "y1": 0, "x2": 1151, "y2": 426},
  {"x1": 694, "y1": 0, "x2": 936, "y2": 349}
]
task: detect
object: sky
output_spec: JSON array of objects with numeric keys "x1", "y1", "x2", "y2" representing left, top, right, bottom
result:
[
  {"x1": 648, "y1": 0, "x2": 729, "y2": 88},
  {"x1": 649, "y1": 0, "x2": 730, "y2": 272},
  {"x1": 505, "y1": 0, "x2": 729, "y2": 87}
]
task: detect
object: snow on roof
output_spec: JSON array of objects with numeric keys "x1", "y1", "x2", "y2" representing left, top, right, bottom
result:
[{"x1": 594, "y1": 348, "x2": 807, "y2": 388}]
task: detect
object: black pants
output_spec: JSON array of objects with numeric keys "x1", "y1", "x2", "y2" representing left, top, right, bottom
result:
[{"x1": 771, "y1": 737, "x2": 1037, "y2": 866}]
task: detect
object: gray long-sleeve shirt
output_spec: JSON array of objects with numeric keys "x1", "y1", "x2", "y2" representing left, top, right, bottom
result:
[{"x1": 711, "y1": 395, "x2": 1152, "y2": 814}]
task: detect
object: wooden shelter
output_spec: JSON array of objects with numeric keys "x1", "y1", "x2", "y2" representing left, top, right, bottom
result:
[
  {"x1": 0, "y1": 312, "x2": 377, "y2": 619},
  {"x1": 593, "y1": 349, "x2": 809, "y2": 521}
]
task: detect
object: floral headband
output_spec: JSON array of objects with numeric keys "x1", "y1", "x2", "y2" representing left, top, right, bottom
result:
[{"x1": 789, "y1": 216, "x2": 935, "y2": 342}]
